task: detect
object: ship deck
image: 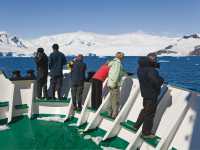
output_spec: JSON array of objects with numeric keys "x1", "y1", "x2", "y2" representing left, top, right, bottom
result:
[{"x1": 0, "y1": 116, "x2": 100, "y2": 150}]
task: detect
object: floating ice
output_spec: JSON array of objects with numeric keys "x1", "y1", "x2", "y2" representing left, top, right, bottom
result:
[{"x1": 0, "y1": 125, "x2": 10, "y2": 131}]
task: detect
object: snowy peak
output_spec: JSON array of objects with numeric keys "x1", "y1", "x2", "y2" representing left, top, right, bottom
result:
[
  {"x1": 10, "y1": 36, "x2": 27, "y2": 48},
  {"x1": 0, "y1": 31, "x2": 34, "y2": 56},
  {"x1": 0, "y1": 31, "x2": 29, "y2": 49},
  {"x1": 0, "y1": 32, "x2": 9, "y2": 44},
  {"x1": 155, "y1": 33, "x2": 200, "y2": 56},
  {"x1": 182, "y1": 34, "x2": 200, "y2": 39}
]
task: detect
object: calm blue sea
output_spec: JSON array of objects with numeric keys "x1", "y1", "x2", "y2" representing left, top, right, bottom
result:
[{"x1": 0, "y1": 56, "x2": 199, "y2": 92}]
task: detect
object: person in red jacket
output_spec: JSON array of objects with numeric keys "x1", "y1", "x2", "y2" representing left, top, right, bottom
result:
[{"x1": 91, "y1": 61, "x2": 110, "y2": 110}]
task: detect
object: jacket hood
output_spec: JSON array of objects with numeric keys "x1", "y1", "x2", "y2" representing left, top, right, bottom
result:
[{"x1": 138, "y1": 57, "x2": 150, "y2": 67}]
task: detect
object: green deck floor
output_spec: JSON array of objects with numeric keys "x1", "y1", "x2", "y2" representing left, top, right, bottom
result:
[
  {"x1": 120, "y1": 120, "x2": 138, "y2": 133},
  {"x1": 84, "y1": 128, "x2": 129, "y2": 149},
  {"x1": 0, "y1": 116, "x2": 101, "y2": 150},
  {"x1": 100, "y1": 111, "x2": 114, "y2": 121},
  {"x1": 86, "y1": 107, "x2": 97, "y2": 112}
]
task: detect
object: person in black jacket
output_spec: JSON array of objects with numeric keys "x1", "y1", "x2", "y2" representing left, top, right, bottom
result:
[
  {"x1": 71, "y1": 54, "x2": 87, "y2": 111},
  {"x1": 49, "y1": 44, "x2": 67, "y2": 99},
  {"x1": 35, "y1": 48, "x2": 48, "y2": 99},
  {"x1": 133, "y1": 53, "x2": 164, "y2": 138}
]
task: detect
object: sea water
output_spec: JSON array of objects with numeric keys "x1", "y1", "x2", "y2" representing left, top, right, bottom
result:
[{"x1": 0, "y1": 56, "x2": 199, "y2": 92}]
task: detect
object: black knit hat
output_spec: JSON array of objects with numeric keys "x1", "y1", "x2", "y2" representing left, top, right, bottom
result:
[{"x1": 37, "y1": 47, "x2": 44, "y2": 53}]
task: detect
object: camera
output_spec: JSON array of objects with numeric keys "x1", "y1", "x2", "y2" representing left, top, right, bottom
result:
[{"x1": 36, "y1": 51, "x2": 42, "y2": 58}]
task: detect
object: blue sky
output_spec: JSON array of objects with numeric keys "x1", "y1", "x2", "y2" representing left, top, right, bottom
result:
[{"x1": 0, "y1": 0, "x2": 199, "y2": 38}]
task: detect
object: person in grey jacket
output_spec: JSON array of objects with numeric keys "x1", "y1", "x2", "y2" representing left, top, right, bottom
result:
[
  {"x1": 71, "y1": 54, "x2": 87, "y2": 111},
  {"x1": 49, "y1": 44, "x2": 67, "y2": 99}
]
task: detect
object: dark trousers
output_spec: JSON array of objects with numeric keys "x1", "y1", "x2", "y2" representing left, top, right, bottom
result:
[
  {"x1": 37, "y1": 76, "x2": 48, "y2": 98},
  {"x1": 91, "y1": 79, "x2": 103, "y2": 110},
  {"x1": 50, "y1": 76, "x2": 63, "y2": 99},
  {"x1": 135, "y1": 99, "x2": 157, "y2": 135},
  {"x1": 71, "y1": 85, "x2": 84, "y2": 109}
]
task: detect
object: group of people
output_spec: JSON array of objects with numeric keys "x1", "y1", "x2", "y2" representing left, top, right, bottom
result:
[
  {"x1": 35, "y1": 44, "x2": 164, "y2": 139},
  {"x1": 35, "y1": 44, "x2": 87, "y2": 111},
  {"x1": 35, "y1": 44, "x2": 66, "y2": 100}
]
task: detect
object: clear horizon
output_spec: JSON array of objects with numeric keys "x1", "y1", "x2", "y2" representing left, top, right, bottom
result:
[{"x1": 0, "y1": 0, "x2": 199, "y2": 39}]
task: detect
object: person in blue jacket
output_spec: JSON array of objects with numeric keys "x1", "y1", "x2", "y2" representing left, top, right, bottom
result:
[
  {"x1": 133, "y1": 53, "x2": 164, "y2": 138},
  {"x1": 49, "y1": 44, "x2": 67, "y2": 99}
]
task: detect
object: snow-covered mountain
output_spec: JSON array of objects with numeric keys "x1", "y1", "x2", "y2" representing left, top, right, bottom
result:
[
  {"x1": 31, "y1": 31, "x2": 178, "y2": 56},
  {"x1": 0, "y1": 31, "x2": 34, "y2": 56},
  {"x1": 31, "y1": 32, "x2": 200, "y2": 56},
  {"x1": 155, "y1": 34, "x2": 200, "y2": 56},
  {"x1": 0, "y1": 31, "x2": 200, "y2": 56}
]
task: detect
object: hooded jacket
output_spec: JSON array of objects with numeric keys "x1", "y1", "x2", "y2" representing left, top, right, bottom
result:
[
  {"x1": 137, "y1": 57, "x2": 164, "y2": 100},
  {"x1": 107, "y1": 58, "x2": 126, "y2": 88}
]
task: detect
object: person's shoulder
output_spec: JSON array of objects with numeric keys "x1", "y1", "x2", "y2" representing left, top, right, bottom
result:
[
  {"x1": 112, "y1": 58, "x2": 121, "y2": 65},
  {"x1": 43, "y1": 53, "x2": 48, "y2": 57},
  {"x1": 108, "y1": 60, "x2": 114, "y2": 66},
  {"x1": 148, "y1": 67, "x2": 158, "y2": 74},
  {"x1": 59, "y1": 51, "x2": 65, "y2": 56},
  {"x1": 49, "y1": 52, "x2": 54, "y2": 57}
]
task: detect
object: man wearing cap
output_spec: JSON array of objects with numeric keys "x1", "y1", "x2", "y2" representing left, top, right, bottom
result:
[
  {"x1": 133, "y1": 53, "x2": 164, "y2": 138},
  {"x1": 49, "y1": 44, "x2": 67, "y2": 99},
  {"x1": 35, "y1": 48, "x2": 48, "y2": 99},
  {"x1": 107, "y1": 52, "x2": 127, "y2": 119}
]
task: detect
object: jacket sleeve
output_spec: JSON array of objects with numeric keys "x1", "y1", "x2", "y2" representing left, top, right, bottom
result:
[{"x1": 148, "y1": 69, "x2": 164, "y2": 90}]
